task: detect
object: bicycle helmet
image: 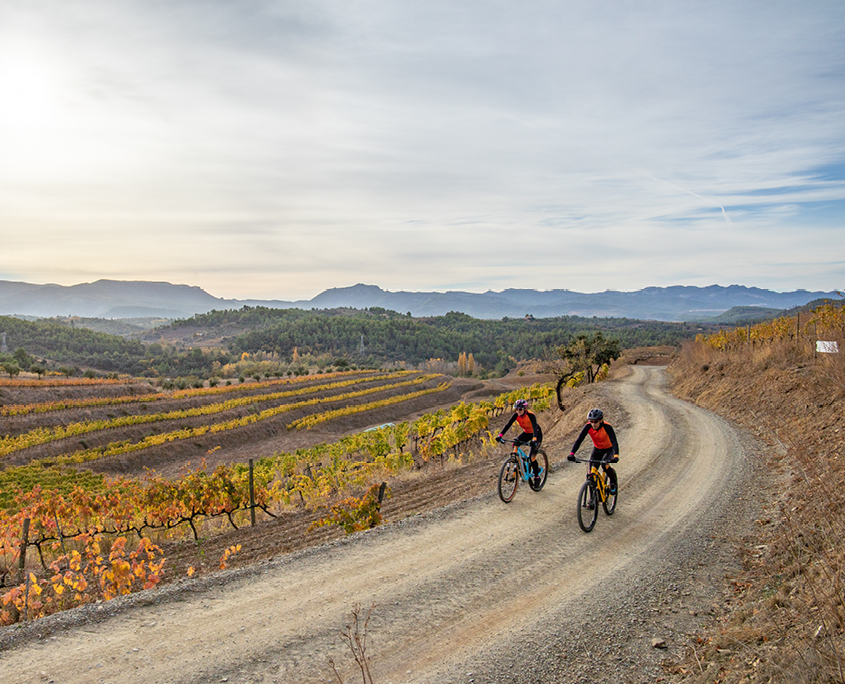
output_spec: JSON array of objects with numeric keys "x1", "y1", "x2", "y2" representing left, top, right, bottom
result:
[
  {"x1": 587, "y1": 408, "x2": 604, "y2": 421},
  {"x1": 514, "y1": 399, "x2": 529, "y2": 410}
]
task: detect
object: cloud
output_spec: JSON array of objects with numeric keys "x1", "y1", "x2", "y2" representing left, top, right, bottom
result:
[{"x1": 0, "y1": 0, "x2": 843, "y2": 299}]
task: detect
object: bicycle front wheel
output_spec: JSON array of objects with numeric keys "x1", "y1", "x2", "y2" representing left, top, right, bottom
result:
[
  {"x1": 498, "y1": 457, "x2": 519, "y2": 503},
  {"x1": 528, "y1": 449, "x2": 549, "y2": 491},
  {"x1": 602, "y1": 467, "x2": 618, "y2": 516},
  {"x1": 577, "y1": 481, "x2": 598, "y2": 532}
]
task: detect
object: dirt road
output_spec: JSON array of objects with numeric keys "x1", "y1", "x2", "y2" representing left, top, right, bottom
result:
[{"x1": 0, "y1": 366, "x2": 759, "y2": 683}]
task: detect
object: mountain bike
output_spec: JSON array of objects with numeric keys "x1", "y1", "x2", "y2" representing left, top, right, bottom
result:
[
  {"x1": 571, "y1": 456, "x2": 618, "y2": 532},
  {"x1": 496, "y1": 438, "x2": 549, "y2": 503}
]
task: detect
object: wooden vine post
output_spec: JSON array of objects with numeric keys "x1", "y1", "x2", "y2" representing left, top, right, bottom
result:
[
  {"x1": 249, "y1": 459, "x2": 256, "y2": 527},
  {"x1": 17, "y1": 517, "x2": 30, "y2": 584}
]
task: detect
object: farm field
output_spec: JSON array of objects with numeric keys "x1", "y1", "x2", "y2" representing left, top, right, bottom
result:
[
  {"x1": 0, "y1": 366, "x2": 556, "y2": 624},
  {"x1": 0, "y1": 370, "x2": 477, "y2": 476}
]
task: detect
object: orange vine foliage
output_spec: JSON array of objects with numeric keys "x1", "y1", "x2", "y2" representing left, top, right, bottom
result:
[
  {"x1": 219, "y1": 544, "x2": 242, "y2": 570},
  {"x1": 0, "y1": 535, "x2": 164, "y2": 625},
  {"x1": 309, "y1": 483, "x2": 391, "y2": 534}
]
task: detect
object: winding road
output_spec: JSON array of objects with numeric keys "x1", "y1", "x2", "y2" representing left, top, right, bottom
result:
[{"x1": 0, "y1": 366, "x2": 756, "y2": 683}]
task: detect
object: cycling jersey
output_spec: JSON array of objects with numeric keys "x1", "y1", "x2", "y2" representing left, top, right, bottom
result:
[
  {"x1": 500, "y1": 410, "x2": 542, "y2": 440},
  {"x1": 570, "y1": 421, "x2": 618, "y2": 455}
]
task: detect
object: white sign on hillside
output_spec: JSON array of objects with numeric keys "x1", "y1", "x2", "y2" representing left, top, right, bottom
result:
[{"x1": 816, "y1": 341, "x2": 840, "y2": 354}]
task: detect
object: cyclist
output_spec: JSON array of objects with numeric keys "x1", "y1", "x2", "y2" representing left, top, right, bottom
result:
[
  {"x1": 566, "y1": 409, "x2": 619, "y2": 508},
  {"x1": 496, "y1": 399, "x2": 543, "y2": 486},
  {"x1": 567, "y1": 407, "x2": 619, "y2": 484}
]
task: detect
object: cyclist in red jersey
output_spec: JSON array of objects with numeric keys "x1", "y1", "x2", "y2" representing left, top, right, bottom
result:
[
  {"x1": 567, "y1": 408, "x2": 619, "y2": 476},
  {"x1": 496, "y1": 399, "x2": 543, "y2": 486}
]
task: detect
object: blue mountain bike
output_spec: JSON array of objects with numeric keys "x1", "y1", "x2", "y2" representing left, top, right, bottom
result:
[{"x1": 497, "y1": 438, "x2": 549, "y2": 503}]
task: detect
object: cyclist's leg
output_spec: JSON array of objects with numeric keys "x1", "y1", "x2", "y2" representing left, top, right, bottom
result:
[
  {"x1": 529, "y1": 447, "x2": 549, "y2": 490},
  {"x1": 530, "y1": 443, "x2": 540, "y2": 477},
  {"x1": 589, "y1": 446, "x2": 603, "y2": 471},
  {"x1": 516, "y1": 433, "x2": 539, "y2": 476}
]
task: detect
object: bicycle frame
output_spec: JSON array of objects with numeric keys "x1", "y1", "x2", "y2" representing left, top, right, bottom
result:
[
  {"x1": 573, "y1": 456, "x2": 616, "y2": 499},
  {"x1": 589, "y1": 464, "x2": 609, "y2": 503},
  {"x1": 512, "y1": 443, "x2": 534, "y2": 482}
]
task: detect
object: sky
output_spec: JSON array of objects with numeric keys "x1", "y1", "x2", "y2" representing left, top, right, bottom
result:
[{"x1": 1, "y1": 0, "x2": 844, "y2": 301}]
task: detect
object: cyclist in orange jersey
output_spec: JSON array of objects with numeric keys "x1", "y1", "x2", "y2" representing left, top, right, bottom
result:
[
  {"x1": 567, "y1": 408, "x2": 619, "y2": 480},
  {"x1": 496, "y1": 398, "x2": 543, "y2": 487}
]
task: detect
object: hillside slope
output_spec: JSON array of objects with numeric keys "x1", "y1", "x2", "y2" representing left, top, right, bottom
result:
[{"x1": 669, "y1": 341, "x2": 845, "y2": 682}]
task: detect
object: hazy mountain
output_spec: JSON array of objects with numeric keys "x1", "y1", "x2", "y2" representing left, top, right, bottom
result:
[{"x1": 0, "y1": 279, "x2": 837, "y2": 322}]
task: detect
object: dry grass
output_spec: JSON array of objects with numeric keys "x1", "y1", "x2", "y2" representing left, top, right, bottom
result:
[{"x1": 669, "y1": 338, "x2": 845, "y2": 683}]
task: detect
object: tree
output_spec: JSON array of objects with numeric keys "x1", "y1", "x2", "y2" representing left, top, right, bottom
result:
[
  {"x1": 550, "y1": 332, "x2": 621, "y2": 409},
  {"x1": 1, "y1": 361, "x2": 20, "y2": 378},
  {"x1": 13, "y1": 347, "x2": 32, "y2": 370}
]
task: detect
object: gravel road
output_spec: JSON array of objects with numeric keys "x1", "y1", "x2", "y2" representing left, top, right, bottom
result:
[{"x1": 0, "y1": 366, "x2": 761, "y2": 684}]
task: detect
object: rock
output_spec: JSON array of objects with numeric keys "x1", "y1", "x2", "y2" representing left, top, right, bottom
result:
[{"x1": 651, "y1": 638, "x2": 668, "y2": 649}]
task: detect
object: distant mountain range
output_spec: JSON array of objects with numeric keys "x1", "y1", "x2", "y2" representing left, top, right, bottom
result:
[{"x1": 0, "y1": 279, "x2": 838, "y2": 322}]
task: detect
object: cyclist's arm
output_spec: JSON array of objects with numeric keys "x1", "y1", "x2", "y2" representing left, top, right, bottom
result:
[
  {"x1": 499, "y1": 413, "x2": 517, "y2": 436},
  {"x1": 604, "y1": 423, "x2": 620, "y2": 455},
  {"x1": 569, "y1": 423, "x2": 590, "y2": 454}
]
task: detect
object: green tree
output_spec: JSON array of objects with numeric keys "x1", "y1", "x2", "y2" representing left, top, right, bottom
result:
[
  {"x1": 1, "y1": 361, "x2": 20, "y2": 378},
  {"x1": 550, "y1": 332, "x2": 621, "y2": 408},
  {"x1": 13, "y1": 348, "x2": 33, "y2": 370}
]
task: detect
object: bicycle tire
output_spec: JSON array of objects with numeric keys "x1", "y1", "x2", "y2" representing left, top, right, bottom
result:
[
  {"x1": 602, "y1": 467, "x2": 618, "y2": 516},
  {"x1": 528, "y1": 449, "x2": 549, "y2": 491},
  {"x1": 498, "y1": 457, "x2": 519, "y2": 503},
  {"x1": 577, "y1": 480, "x2": 598, "y2": 532}
]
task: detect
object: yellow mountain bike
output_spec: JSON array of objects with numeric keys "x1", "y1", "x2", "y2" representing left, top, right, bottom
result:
[{"x1": 572, "y1": 456, "x2": 618, "y2": 532}]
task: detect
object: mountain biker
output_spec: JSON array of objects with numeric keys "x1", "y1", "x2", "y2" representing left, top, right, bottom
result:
[
  {"x1": 567, "y1": 408, "x2": 619, "y2": 482},
  {"x1": 496, "y1": 399, "x2": 543, "y2": 486}
]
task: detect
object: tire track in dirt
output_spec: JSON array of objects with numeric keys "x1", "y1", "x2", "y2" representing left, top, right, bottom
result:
[{"x1": 0, "y1": 367, "x2": 754, "y2": 684}]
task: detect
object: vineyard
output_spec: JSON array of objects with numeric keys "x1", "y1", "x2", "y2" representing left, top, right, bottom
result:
[
  {"x1": 0, "y1": 367, "x2": 554, "y2": 624},
  {"x1": 698, "y1": 301, "x2": 845, "y2": 351}
]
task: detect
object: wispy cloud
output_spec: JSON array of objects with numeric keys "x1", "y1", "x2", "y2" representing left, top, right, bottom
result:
[{"x1": 0, "y1": 0, "x2": 843, "y2": 299}]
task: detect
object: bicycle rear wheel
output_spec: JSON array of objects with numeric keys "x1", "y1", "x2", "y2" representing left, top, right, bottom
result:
[
  {"x1": 602, "y1": 467, "x2": 618, "y2": 515},
  {"x1": 577, "y1": 480, "x2": 598, "y2": 532},
  {"x1": 498, "y1": 457, "x2": 519, "y2": 503},
  {"x1": 528, "y1": 449, "x2": 549, "y2": 491}
]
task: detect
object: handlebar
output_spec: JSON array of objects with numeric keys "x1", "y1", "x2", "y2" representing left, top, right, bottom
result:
[
  {"x1": 496, "y1": 436, "x2": 536, "y2": 446},
  {"x1": 570, "y1": 456, "x2": 619, "y2": 464}
]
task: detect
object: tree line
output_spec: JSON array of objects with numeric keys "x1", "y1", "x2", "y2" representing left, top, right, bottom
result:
[
  {"x1": 1, "y1": 307, "x2": 713, "y2": 380},
  {"x1": 221, "y1": 307, "x2": 705, "y2": 371}
]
